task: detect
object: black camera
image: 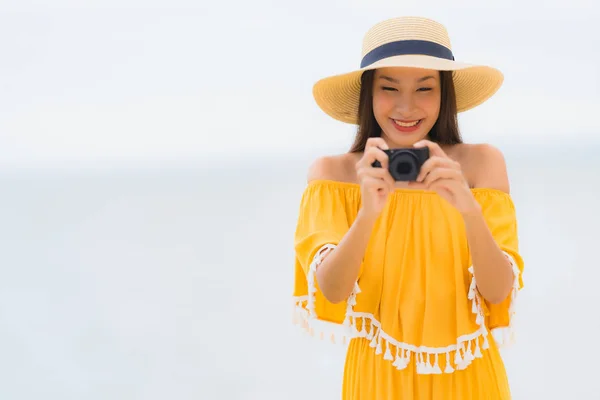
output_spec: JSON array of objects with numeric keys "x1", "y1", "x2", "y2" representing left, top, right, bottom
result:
[{"x1": 371, "y1": 147, "x2": 430, "y2": 181}]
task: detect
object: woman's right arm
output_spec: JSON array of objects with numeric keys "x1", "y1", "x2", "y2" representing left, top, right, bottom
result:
[
  {"x1": 310, "y1": 137, "x2": 395, "y2": 304},
  {"x1": 314, "y1": 210, "x2": 378, "y2": 303}
]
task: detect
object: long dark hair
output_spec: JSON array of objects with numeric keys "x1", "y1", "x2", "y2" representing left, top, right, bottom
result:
[{"x1": 349, "y1": 69, "x2": 461, "y2": 153}]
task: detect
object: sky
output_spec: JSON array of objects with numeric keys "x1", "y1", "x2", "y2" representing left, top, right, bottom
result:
[{"x1": 0, "y1": 0, "x2": 598, "y2": 168}]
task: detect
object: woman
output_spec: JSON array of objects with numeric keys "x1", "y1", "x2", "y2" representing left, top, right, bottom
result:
[{"x1": 292, "y1": 16, "x2": 525, "y2": 399}]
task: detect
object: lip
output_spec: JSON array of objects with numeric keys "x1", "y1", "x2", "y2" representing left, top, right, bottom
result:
[{"x1": 391, "y1": 118, "x2": 422, "y2": 133}]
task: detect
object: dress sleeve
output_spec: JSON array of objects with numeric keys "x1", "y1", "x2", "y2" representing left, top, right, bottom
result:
[
  {"x1": 468, "y1": 190, "x2": 525, "y2": 346},
  {"x1": 292, "y1": 182, "x2": 361, "y2": 342}
]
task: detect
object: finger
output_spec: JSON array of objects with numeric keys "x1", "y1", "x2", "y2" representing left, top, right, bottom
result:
[
  {"x1": 367, "y1": 151, "x2": 395, "y2": 190},
  {"x1": 363, "y1": 176, "x2": 389, "y2": 195},
  {"x1": 360, "y1": 146, "x2": 389, "y2": 169},
  {"x1": 382, "y1": 171, "x2": 395, "y2": 192},
  {"x1": 417, "y1": 156, "x2": 458, "y2": 182},
  {"x1": 416, "y1": 156, "x2": 447, "y2": 182},
  {"x1": 358, "y1": 166, "x2": 395, "y2": 192},
  {"x1": 428, "y1": 178, "x2": 455, "y2": 197},
  {"x1": 365, "y1": 137, "x2": 389, "y2": 151},
  {"x1": 357, "y1": 164, "x2": 390, "y2": 180},
  {"x1": 369, "y1": 166, "x2": 395, "y2": 192},
  {"x1": 422, "y1": 168, "x2": 463, "y2": 187},
  {"x1": 413, "y1": 139, "x2": 447, "y2": 158}
]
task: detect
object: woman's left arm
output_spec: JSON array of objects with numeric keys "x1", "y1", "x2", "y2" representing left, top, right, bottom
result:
[
  {"x1": 410, "y1": 141, "x2": 515, "y2": 304},
  {"x1": 461, "y1": 205, "x2": 515, "y2": 304}
]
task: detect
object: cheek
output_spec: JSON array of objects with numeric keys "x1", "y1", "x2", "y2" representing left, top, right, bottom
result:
[
  {"x1": 372, "y1": 93, "x2": 394, "y2": 117},
  {"x1": 419, "y1": 95, "x2": 441, "y2": 117}
]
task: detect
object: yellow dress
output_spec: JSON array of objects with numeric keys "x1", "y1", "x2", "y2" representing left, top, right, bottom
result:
[{"x1": 292, "y1": 180, "x2": 524, "y2": 400}]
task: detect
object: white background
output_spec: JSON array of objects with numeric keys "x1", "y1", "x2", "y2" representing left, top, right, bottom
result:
[{"x1": 0, "y1": 1, "x2": 599, "y2": 399}]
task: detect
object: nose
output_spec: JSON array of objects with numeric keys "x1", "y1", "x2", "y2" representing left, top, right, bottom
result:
[{"x1": 394, "y1": 92, "x2": 417, "y2": 117}]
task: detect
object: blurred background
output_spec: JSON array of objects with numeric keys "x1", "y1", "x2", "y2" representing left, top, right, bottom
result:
[{"x1": 1, "y1": 0, "x2": 599, "y2": 399}]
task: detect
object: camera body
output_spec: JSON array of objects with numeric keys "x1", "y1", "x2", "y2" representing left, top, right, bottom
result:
[{"x1": 372, "y1": 147, "x2": 430, "y2": 181}]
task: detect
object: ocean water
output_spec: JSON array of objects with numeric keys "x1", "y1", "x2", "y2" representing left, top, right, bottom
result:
[{"x1": 0, "y1": 145, "x2": 599, "y2": 399}]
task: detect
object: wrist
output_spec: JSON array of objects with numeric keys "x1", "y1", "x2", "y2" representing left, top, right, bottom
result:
[
  {"x1": 460, "y1": 201, "x2": 483, "y2": 220},
  {"x1": 356, "y1": 208, "x2": 379, "y2": 227}
]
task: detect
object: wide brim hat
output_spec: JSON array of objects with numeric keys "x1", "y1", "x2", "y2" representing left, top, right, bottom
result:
[{"x1": 312, "y1": 16, "x2": 504, "y2": 124}]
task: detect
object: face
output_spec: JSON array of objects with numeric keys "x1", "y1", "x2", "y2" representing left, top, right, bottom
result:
[{"x1": 372, "y1": 67, "x2": 441, "y2": 148}]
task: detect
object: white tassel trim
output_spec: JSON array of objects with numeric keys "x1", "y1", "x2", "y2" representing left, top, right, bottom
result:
[
  {"x1": 294, "y1": 296, "x2": 489, "y2": 374},
  {"x1": 292, "y1": 244, "x2": 494, "y2": 375},
  {"x1": 468, "y1": 251, "x2": 520, "y2": 348}
]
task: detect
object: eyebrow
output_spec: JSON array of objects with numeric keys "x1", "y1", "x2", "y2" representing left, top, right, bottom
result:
[{"x1": 379, "y1": 75, "x2": 436, "y2": 83}]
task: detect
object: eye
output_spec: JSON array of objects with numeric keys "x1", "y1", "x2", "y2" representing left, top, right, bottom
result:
[
  {"x1": 381, "y1": 86, "x2": 397, "y2": 91},
  {"x1": 417, "y1": 87, "x2": 433, "y2": 92}
]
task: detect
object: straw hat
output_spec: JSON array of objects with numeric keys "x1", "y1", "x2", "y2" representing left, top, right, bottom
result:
[{"x1": 312, "y1": 16, "x2": 504, "y2": 124}]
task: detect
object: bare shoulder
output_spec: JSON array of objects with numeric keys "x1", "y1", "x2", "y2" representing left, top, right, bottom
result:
[
  {"x1": 307, "y1": 153, "x2": 359, "y2": 184},
  {"x1": 458, "y1": 143, "x2": 510, "y2": 193}
]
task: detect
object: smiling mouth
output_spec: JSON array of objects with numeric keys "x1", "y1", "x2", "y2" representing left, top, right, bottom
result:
[{"x1": 392, "y1": 119, "x2": 422, "y2": 127}]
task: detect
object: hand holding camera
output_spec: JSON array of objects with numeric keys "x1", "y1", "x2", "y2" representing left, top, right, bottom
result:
[
  {"x1": 368, "y1": 139, "x2": 479, "y2": 215},
  {"x1": 359, "y1": 138, "x2": 480, "y2": 216},
  {"x1": 371, "y1": 147, "x2": 429, "y2": 181},
  {"x1": 408, "y1": 140, "x2": 479, "y2": 215},
  {"x1": 355, "y1": 137, "x2": 395, "y2": 219}
]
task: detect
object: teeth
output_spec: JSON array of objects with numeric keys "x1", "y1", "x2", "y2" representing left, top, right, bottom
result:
[{"x1": 394, "y1": 119, "x2": 420, "y2": 127}]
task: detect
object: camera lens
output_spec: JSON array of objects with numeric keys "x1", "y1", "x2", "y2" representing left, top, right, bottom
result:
[
  {"x1": 389, "y1": 151, "x2": 417, "y2": 180},
  {"x1": 394, "y1": 160, "x2": 412, "y2": 175}
]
